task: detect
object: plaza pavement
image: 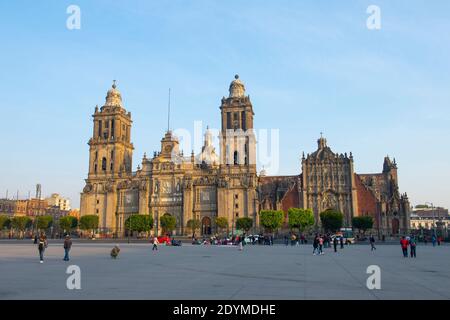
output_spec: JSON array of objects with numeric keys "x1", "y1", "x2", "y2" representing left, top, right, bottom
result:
[{"x1": 0, "y1": 241, "x2": 449, "y2": 299}]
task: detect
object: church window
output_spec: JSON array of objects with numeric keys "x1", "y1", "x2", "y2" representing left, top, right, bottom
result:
[
  {"x1": 227, "y1": 112, "x2": 232, "y2": 129},
  {"x1": 111, "y1": 119, "x2": 115, "y2": 138},
  {"x1": 241, "y1": 111, "x2": 246, "y2": 130},
  {"x1": 102, "y1": 157, "x2": 107, "y2": 171},
  {"x1": 96, "y1": 209, "x2": 99, "y2": 214},
  {"x1": 98, "y1": 121, "x2": 102, "y2": 137},
  {"x1": 234, "y1": 151, "x2": 239, "y2": 165},
  {"x1": 233, "y1": 112, "x2": 239, "y2": 129}
]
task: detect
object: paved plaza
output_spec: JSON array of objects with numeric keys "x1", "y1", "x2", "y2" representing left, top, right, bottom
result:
[{"x1": 0, "y1": 241, "x2": 449, "y2": 299}]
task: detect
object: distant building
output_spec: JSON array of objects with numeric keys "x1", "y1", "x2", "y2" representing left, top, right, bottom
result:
[
  {"x1": 412, "y1": 206, "x2": 448, "y2": 218},
  {"x1": 0, "y1": 199, "x2": 28, "y2": 216},
  {"x1": 45, "y1": 193, "x2": 71, "y2": 211},
  {"x1": 26, "y1": 198, "x2": 48, "y2": 216},
  {"x1": 0, "y1": 199, "x2": 15, "y2": 217}
]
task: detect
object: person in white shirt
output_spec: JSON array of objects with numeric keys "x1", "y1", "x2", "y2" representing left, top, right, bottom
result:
[{"x1": 152, "y1": 237, "x2": 159, "y2": 251}]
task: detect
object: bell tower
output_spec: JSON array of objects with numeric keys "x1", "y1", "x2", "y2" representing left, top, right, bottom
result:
[
  {"x1": 218, "y1": 75, "x2": 258, "y2": 234},
  {"x1": 88, "y1": 81, "x2": 134, "y2": 179},
  {"x1": 219, "y1": 75, "x2": 256, "y2": 168}
]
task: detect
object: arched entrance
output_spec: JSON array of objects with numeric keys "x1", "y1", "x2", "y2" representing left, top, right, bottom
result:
[
  {"x1": 201, "y1": 217, "x2": 212, "y2": 235},
  {"x1": 392, "y1": 218, "x2": 400, "y2": 235}
]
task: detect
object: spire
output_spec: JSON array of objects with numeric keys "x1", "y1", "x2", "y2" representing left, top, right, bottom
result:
[
  {"x1": 317, "y1": 133, "x2": 327, "y2": 149},
  {"x1": 229, "y1": 74, "x2": 245, "y2": 98}
]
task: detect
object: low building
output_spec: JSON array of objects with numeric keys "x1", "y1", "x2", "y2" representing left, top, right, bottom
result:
[
  {"x1": 45, "y1": 193, "x2": 71, "y2": 211},
  {"x1": 0, "y1": 199, "x2": 15, "y2": 217}
]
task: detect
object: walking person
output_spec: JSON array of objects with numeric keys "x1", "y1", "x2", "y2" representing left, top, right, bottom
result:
[
  {"x1": 410, "y1": 235, "x2": 417, "y2": 258},
  {"x1": 431, "y1": 234, "x2": 437, "y2": 247},
  {"x1": 63, "y1": 235, "x2": 72, "y2": 261},
  {"x1": 333, "y1": 236, "x2": 338, "y2": 253},
  {"x1": 152, "y1": 236, "x2": 159, "y2": 251},
  {"x1": 312, "y1": 235, "x2": 319, "y2": 255},
  {"x1": 400, "y1": 236, "x2": 409, "y2": 258},
  {"x1": 318, "y1": 236, "x2": 324, "y2": 255},
  {"x1": 369, "y1": 235, "x2": 376, "y2": 251},
  {"x1": 37, "y1": 232, "x2": 47, "y2": 263},
  {"x1": 339, "y1": 236, "x2": 344, "y2": 249}
]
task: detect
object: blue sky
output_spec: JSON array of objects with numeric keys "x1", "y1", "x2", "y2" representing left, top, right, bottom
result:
[{"x1": 0, "y1": 0, "x2": 449, "y2": 209}]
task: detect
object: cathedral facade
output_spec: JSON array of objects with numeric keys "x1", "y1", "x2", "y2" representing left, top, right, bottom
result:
[{"x1": 80, "y1": 76, "x2": 410, "y2": 237}]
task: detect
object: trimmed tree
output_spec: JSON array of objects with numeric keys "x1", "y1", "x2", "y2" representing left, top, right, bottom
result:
[
  {"x1": 288, "y1": 208, "x2": 315, "y2": 232},
  {"x1": 59, "y1": 216, "x2": 78, "y2": 235},
  {"x1": 215, "y1": 217, "x2": 228, "y2": 235},
  {"x1": 236, "y1": 217, "x2": 253, "y2": 234},
  {"x1": 79, "y1": 215, "x2": 99, "y2": 237},
  {"x1": 319, "y1": 209, "x2": 343, "y2": 233},
  {"x1": 11, "y1": 216, "x2": 32, "y2": 239},
  {"x1": 259, "y1": 210, "x2": 284, "y2": 234},
  {"x1": 125, "y1": 214, "x2": 153, "y2": 236},
  {"x1": 36, "y1": 215, "x2": 53, "y2": 231},
  {"x1": 160, "y1": 214, "x2": 176, "y2": 235},
  {"x1": 352, "y1": 216, "x2": 374, "y2": 235},
  {"x1": 186, "y1": 219, "x2": 201, "y2": 237},
  {"x1": 0, "y1": 215, "x2": 11, "y2": 230}
]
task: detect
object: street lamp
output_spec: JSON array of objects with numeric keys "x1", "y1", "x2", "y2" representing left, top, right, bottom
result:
[{"x1": 425, "y1": 202, "x2": 436, "y2": 235}]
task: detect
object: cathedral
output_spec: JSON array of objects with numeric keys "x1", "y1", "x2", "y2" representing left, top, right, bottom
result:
[{"x1": 80, "y1": 76, "x2": 410, "y2": 237}]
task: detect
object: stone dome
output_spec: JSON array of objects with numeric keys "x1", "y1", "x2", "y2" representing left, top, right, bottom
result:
[{"x1": 229, "y1": 74, "x2": 245, "y2": 98}]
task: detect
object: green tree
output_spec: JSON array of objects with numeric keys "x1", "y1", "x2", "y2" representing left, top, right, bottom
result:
[
  {"x1": 352, "y1": 216, "x2": 374, "y2": 235},
  {"x1": 125, "y1": 214, "x2": 153, "y2": 235},
  {"x1": 160, "y1": 214, "x2": 177, "y2": 235},
  {"x1": 288, "y1": 208, "x2": 315, "y2": 232},
  {"x1": 36, "y1": 215, "x2": 53, "y2": 231},
  {"x1": 0, "y1": 215, "x2": 11, "y2": 229},
  {"x1": 215, "y1": 217, "x2": 228, "y2": 234},
  {"x1": 186, "y1": 219, "x2": 201, "y2": 236},
  {"x1": 59, "y1": 216, "x2": 78, "y2": 234},
  {"x1": 319, "y1": 209, "x2": 343, "y2": 233},
  {"x1": 159, "y1": 213, "x2": 177, "y2": 234},
  {"x1": 11, "y1": 216, "x2": 32, "y2": 239},
  {"x1": 236, "y1": 217, "x2": 253, "y2": 233},
  {"x1": 79, "y1": 215, "x2": 99, "y2": 236},
  {"x1": 259, "y1": 210, "x2": 284, "y2": 234}
]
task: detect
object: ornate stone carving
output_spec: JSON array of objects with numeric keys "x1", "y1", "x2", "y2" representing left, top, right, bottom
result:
[{"x1": 83, "y1": 183, "x2": 93, "y2": 193}]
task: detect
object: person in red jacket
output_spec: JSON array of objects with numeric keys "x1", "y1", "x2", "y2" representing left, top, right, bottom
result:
[{"x1": 400, "y1": 236, "x2": 409, "y2": 258}]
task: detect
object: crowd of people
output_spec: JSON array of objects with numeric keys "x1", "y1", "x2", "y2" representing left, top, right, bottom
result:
[{"x1": 30, "y1": 230, "x2": 445, "y2": 263}]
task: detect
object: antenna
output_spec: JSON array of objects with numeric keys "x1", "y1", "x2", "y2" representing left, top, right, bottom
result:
[{"x1": 167, "y1": 88, "x2": 171, "y2": 132}]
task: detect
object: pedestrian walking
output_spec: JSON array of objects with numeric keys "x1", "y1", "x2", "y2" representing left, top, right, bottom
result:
[
  {"x1": 340, "y1": 236, "x2": 344, "y2": 249},
  {"x1": 400, "y1": 236, "x2": 409, "y2": 258},
  {"x1": 63, "y1": 235, "x2": 72, "y2": 261},
  {"x1": 333, "y1": 236, "x2": 338, "y2": 252},
  {"x1": 431, "y1": 234, "x2": 437, "y2": 247},
  {"x1": 152, "y1": 236, "x2": 159, "y2": 251},
  {"x1": 369, "y1": 235, "x2": 376, "y2": 251},
  {"x1": 318, "y1": 236, "x2": 324, "y2": 255},
  {"x1": 312, "y1": 235, "x2": 319, "y2": 255},
  {"x1": 37, "y1": 232, "x2": 47, "y2": 263},
  {"x1": 284, "y1": 235, "x2": 289, "y2": 246},
  {"x1": 409, "y1": 236, "x2": 417, "y2": 258}
]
